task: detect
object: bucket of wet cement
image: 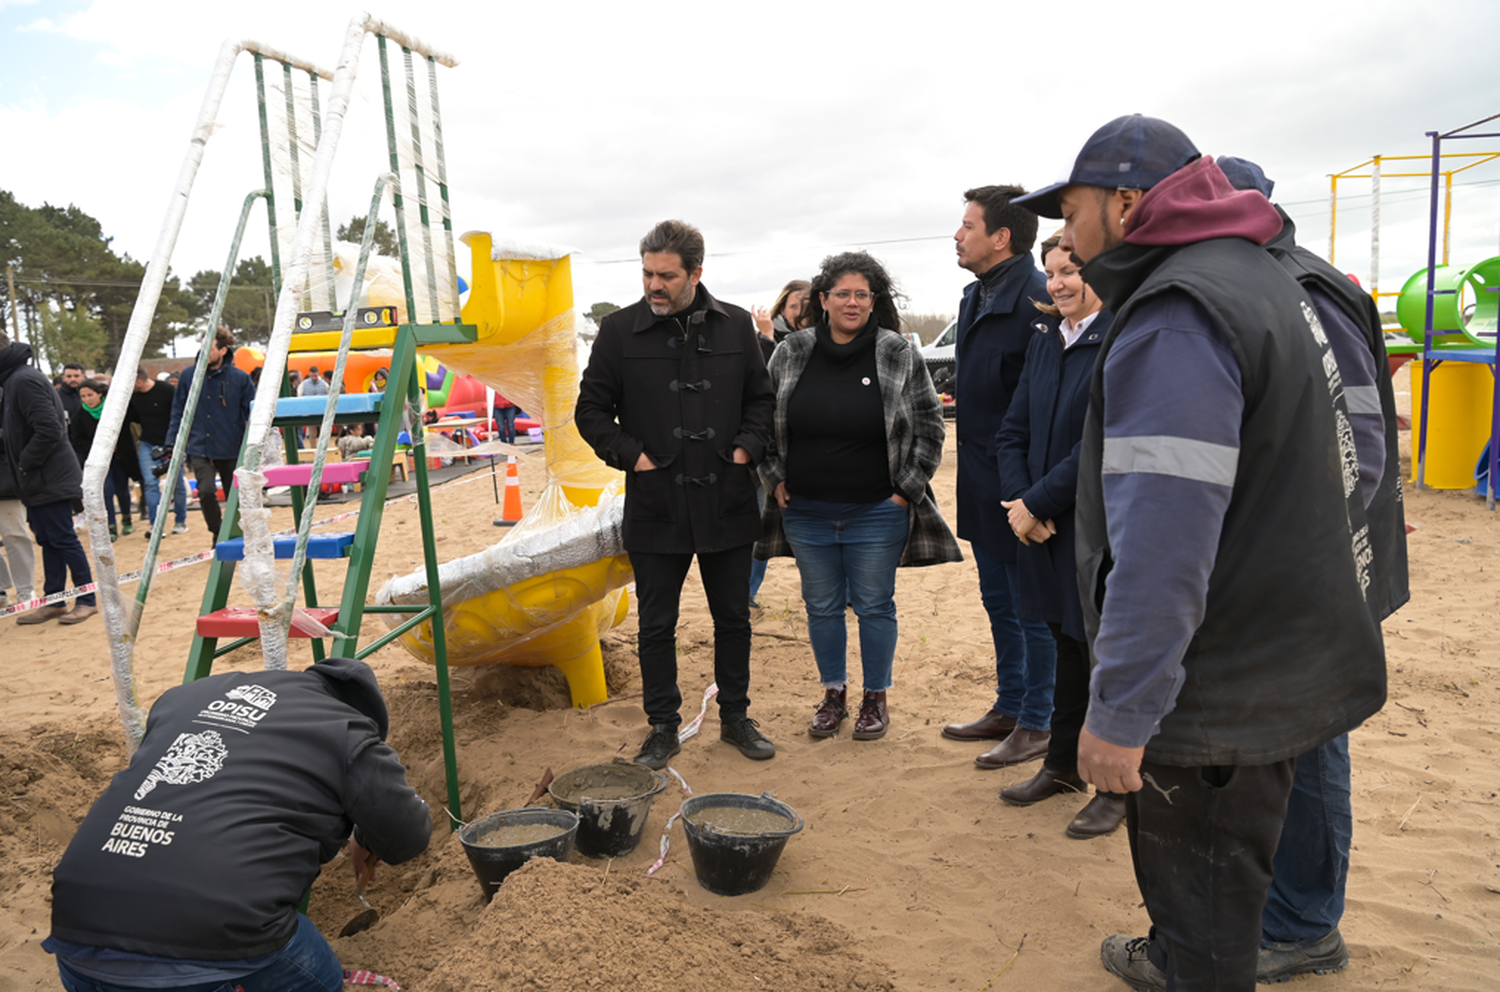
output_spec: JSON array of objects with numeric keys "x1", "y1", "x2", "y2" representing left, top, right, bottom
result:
[
  {"x1": 458, "y1": 807, "x2": 579, "y2": 897},
  {"x1": 679, "y1": 791, "x2": 804, "y2": 896},
  {"x1": 548, "y1": 760, "x2": 668, "y2": 859}
]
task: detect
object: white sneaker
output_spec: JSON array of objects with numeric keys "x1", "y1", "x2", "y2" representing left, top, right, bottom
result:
[{"x1": 171, "y1": 522, "x2": 190, "y2": 535}]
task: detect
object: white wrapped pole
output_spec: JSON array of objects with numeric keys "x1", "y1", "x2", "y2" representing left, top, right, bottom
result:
[
  {"x1": 234, "y1": 14, "x2": 457, "y2": 669},
  {"x1": 83, "y1": 39, "x2": 331, "y2": 753}
]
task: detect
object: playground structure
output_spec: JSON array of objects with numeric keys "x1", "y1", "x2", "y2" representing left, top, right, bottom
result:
[
  {"x1": 375, "y1": 234, "x2": 631, "y2": 707},
  {"x1": 1328, "y1": 114, "x2": 1500, "y2": 506},
  {"x1": 79, "y1": 15, "x2": 634, "y2": 828}
]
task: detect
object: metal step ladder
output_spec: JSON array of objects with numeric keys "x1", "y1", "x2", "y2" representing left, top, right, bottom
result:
[{"x1": 85, "y1": 17, "x2": 468, "y2": 828}]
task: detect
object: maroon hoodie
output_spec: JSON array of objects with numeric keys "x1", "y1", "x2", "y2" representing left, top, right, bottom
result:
[{"x1": 1123, "y1": 155, "x2": 1283, "y2": 248}]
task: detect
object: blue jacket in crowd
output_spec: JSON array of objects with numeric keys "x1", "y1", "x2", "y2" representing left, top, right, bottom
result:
[
  {"x1": 953, "y1": 252, "x2": 1050, "y2": 561},
  {"x1": 165, "y1": 353, "x2": 255, "y2": 461},
  {"x1": 997, "y1": 309, "x2": 1112, "y2": 642}
]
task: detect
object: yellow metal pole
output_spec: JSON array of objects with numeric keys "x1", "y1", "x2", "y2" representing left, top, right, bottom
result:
[
  {"x1": 1328, "y1": 174, "x2": 1338, "y2": 265},
  {"x1": 1442, "y1": 171, "x2": 1453, "y2": 266},
  {"x1": 1370, "y1": 156, "x2": 1381, "y2": 300}
]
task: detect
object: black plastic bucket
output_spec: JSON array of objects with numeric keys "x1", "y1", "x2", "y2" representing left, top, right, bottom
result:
[
  {"x1": 679, "y1": 792, "x2": 804, "y2": 896},
  {"x1": 548, "y1": 760, "x2": 668, "y2": 859},
  {"x1": 458, "y1": 807, "x2": 579, "y2": 898}
]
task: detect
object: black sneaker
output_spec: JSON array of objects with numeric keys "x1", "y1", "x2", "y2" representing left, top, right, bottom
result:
[
  {"x1": 1100, "y1": 934, "x2": 1166, "y2": 992},
  {"x1": 720, "y1": 717, "x2": 776, "y2": 761},
  {"x1": 632, "y1": 725, "x2": 681, "y2": 770},
  {"x1": 1257, "y1": 929, "x2": 1348, "y2": 984}
]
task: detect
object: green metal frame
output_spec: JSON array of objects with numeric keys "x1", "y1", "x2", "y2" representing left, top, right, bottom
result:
[{"x1": 183, "y1": 35, "x2": 470, "y2": 830}]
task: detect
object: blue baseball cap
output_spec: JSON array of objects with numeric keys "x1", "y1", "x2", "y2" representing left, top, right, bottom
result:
[
  {"x1": 1217, "y1": 156, "x2": 1275, "y2": 198},
  {"x1": 1013, "y1": 114, "x2": 1201, "y2": 218}
]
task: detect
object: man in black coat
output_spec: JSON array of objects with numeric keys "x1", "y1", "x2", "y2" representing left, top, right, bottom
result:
[
  {"x1": 56, "y1": 363, "x2": 84, "y2": 421},
  {"x1": 940, "y1": 185, "x2": 1058, "y2": 769},
  {"x1": 129, "y1": 368, "x2": 190, "y2": 534},
  {"x1": 576, "y1": 219, "x2": 776, "y2": 769},
  {"x1": 0, "y1": 334, "x2": 96, "y2": 624}
]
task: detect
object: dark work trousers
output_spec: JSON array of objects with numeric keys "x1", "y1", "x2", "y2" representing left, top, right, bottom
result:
[
  {"x1": 1133, "y1": 757, "x2": 1297, "y2": 991},
  {"x1": 628, "y1": 544, "x2": 753, "y2": 729},
  {"x1": 26, "y1": 500, "x2": 96, "y2": 607},
  {"x1": 1045, "y1": 624, "x2": 1126, "y2": 803},
  {"x1": 189, "y1": 456, "x2": 239, "y2": 545}
]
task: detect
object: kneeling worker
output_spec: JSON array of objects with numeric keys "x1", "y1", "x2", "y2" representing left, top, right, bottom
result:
[{"x1": 45, "y1": 657, "x2": 433, "y2": 992}]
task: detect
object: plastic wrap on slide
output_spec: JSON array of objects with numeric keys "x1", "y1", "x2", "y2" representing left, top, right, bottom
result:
[{"x1": 374, "y1": 485, "x2": 633, "y2": 704}]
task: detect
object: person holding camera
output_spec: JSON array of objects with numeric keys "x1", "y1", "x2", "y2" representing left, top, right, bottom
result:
[{"x1": 129, "y1": 370, "x2": 190, "y2": 536}]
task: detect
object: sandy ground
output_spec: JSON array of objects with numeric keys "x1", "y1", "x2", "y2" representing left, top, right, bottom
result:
[{"x1": 1, "y1": 365, "x2": 1497, "y2": 991}]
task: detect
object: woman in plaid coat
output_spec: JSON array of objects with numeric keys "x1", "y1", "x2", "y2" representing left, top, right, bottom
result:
[{"x1": 757, "y1": 252, "x2": 961, "y2": 742}]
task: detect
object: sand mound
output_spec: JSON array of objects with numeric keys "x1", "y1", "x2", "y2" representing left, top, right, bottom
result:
[{"x1": 421, "y1": 858, "x2": 893, "y2": 992}]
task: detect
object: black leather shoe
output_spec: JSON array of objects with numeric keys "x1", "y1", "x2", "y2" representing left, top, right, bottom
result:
[
  {"x1": 941, "y1": 710, "x2": 1016, "y2": 741},
  {"x1": 632, "y1": 725, "x2": 681, "y2": 770},
  {"x1": 1000, "y1": 765, "x2": 1084, "y2": 806},
  {"x1": 721, "y1": 717, "x2": 776, "y2": 760},
  {"x1": 809, "y1": 687, "x2": 848, "y2": 738},
  {"x1": 1065, "y1": 793, "x2": 1126, "y2": 839},
  {"x1": 1257, "y1": 929, "x2": 1348, "y2": 984},
  {"x1": 974, "y1": 727, "x2": 1050, "y2": 769}
]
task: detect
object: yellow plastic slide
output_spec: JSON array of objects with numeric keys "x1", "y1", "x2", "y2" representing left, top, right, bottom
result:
[{"x1": 375, "y1": 232, "x2": 631, "y2": 706}]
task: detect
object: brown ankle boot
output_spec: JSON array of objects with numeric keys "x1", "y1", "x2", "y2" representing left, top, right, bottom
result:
[
  {"x1": 808, "y1": 686, "x2": 848, "y2": 738},
  {"x1": 852, "y1": 690, "x2": 888, "y2": 741}
]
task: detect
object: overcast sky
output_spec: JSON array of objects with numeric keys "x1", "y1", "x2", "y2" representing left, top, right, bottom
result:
[{"x1": 3, "y1": 0, "x2": 1498, "y2": 331}]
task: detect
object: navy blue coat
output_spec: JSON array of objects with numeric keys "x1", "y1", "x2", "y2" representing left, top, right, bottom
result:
[
  {"x1": 954, "y1": 254, "x2": 1050, "y2": 561},
  {"x1": 996, "y1": 308, "x2": 1111, "y2": 641},
  {"x1": 165, "y1": 353, "x2": 255, "y2": 461}
]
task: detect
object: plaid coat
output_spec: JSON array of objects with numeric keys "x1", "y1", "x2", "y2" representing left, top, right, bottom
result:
[{"x1": 755, "y1": 326, "x2": 962, "y2": 567}]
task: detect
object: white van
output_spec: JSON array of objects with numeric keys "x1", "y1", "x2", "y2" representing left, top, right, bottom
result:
[{"x1": 922, "y1": 320, "x2": 958, "y2": 410}]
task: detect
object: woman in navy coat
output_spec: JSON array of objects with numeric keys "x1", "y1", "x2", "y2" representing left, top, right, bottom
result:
[{"x1": 995, "y1": 232, "x2": 1122, "y2": 839}]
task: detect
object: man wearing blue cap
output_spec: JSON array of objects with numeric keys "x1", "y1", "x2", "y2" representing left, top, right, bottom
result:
[
  {"x1": 1216, "y1": 155, "x2": 1407, "y2": 984},
  {"x1": 1014, "y1": 116, "x2": 1386, "y2": 991}
]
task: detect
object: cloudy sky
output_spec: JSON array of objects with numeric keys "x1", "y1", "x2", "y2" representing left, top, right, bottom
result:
[{"x1": 3, "y1": 0, "x2": 1498, "y2": 330}]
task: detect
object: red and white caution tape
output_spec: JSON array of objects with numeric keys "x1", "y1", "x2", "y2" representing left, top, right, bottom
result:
[
  {"x1": 646, "y1": 808, "x2": 685, "y2": 877},
  {"x1": 343, "y1": 968, "x2": 401, "y2": 989},
  {"x1": 645, "y1": 683, "x2": 717, "y2": 876},
  {"x1": 3, "y1": 466, "x2": 507, "y2": 619},
  {"x1": 676, "y1": 682, "x2": 719, "y2": 743},
  {"x1": 0, "y1": 549, "x2": 217, "y2": 619}
]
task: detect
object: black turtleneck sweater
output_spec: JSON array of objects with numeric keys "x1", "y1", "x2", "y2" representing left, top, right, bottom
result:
[{"x1": 785, "y1": 321, "x2": 892, "y2": 505}]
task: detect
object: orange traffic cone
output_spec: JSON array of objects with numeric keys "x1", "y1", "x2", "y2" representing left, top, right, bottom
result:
[{"x1": 493, "y1": 455, "x2": 524, "y2": 527}]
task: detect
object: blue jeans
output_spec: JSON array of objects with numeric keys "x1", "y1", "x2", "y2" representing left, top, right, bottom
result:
[
  {"x1": 494, "y1": 406, "x2": 517, "y2": 443},
  {"x1": 972, "y1": 545, "x2": 1056, "y2": 732},
  {"x1": 782, "y1": 499, "x2": 908, "y2": 692},
  {"x1": 27, "y1": 500, "x2": 95, "y2": 608},
  {"x1": 748, "y1": 556, "x2": 768, "y2": 601},
  {"x1": 1262, "y1": 734, "x2": 1351, "y2": 946},
  {"x1": 138, "y1": 440, "x2": 188, "y2": 525},
  {"x1": 56, "y1": 914, "x2": 342, "y2": 992}
]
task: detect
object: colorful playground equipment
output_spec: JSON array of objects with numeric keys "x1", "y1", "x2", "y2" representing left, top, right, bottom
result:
[
  {"x1": 375, "y1": 234, "x2": 632, "y2": 708},
  {"x1": 1409, "y1": 117, "x2": 1500, "y2": 505},
  {"x1": 1332, "y1": 115, "x2": 1500, "y2": 505}
]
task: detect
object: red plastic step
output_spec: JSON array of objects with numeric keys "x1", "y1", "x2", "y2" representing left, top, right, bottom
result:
[{"x1": 196, "y1": 606, "x2": 340, "y2": 639}]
